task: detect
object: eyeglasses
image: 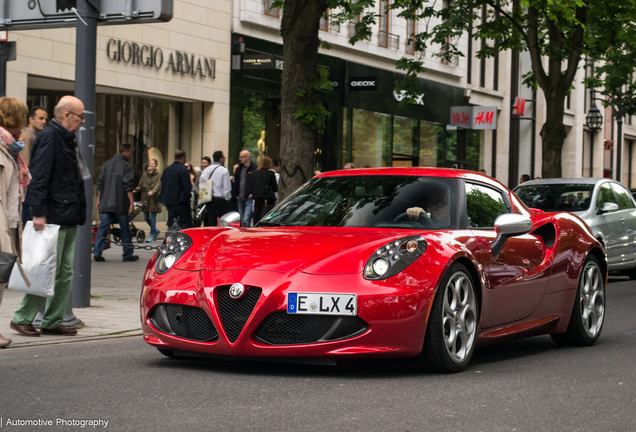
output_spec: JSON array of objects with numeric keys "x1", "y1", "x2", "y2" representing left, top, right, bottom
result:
[
  {"x1": 67, "y1": 111, "x2": 85, "y2": 121},
  {"x1": 426, "y1": 200, "x2": 447, "y2": 209}
]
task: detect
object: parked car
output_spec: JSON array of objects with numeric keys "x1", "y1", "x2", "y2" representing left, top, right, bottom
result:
[
  {"x1": 515, "y1": 178, "x2": 636, "y2": 278},
  {"x1": 142, "y1": 168, "x2": 606, "y2": 372}
]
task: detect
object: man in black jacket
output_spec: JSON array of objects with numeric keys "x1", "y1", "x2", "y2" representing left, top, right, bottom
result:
[
  {"x1": 11, "y1": 96, "x2": 88, "y2": 337},
  {"x1": 93, "y1": 143, "x2": 138, "y2": 262},
  {"x1": 159, "y1": 149, "x2": 193, "y2": 228},
  {"x1": 233, "y1": 150, "x2": 257, "y2": 227}
]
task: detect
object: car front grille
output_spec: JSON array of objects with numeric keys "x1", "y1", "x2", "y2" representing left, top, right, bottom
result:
[
  {"x1": 217, "y1": 286, "x2": 262, "y2": 343},
  {"x1": 150, "y1": 304, "x2": 218, "y2": 342},
  {"x1": 255, "y1": 311, "x2": 368, "y2": 345}
]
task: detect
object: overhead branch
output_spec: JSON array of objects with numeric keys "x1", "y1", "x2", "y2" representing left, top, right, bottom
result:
[
  {"x1": 484, "y1": 0, "x2": 528, "y2": 41},
  {"x1": 526, "y1": 6, "x2": 548, "y2": 89}
]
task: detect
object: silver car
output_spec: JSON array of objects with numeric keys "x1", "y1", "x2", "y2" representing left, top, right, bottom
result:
[{"x1": 515, "y1": 178, "x2": 636, "y2": 278}]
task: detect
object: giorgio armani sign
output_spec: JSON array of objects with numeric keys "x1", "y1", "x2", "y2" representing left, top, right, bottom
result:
[{"x1": 106, "y1": 39, "x2": 216, "y2": 79}]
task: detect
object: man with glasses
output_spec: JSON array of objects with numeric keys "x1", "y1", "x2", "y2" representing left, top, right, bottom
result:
[
  {"x1": 11, "y1": 96, "x2": 89, "y2": 337},
  {"x1": 233, "y1": 150, "x2": 257, "y2": 227},
  {"x1": 406, "y1": 190, "x2": 450, "y2": 228}
]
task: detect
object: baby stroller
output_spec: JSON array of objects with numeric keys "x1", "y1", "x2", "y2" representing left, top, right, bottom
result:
[{"x1": 110, "y1": 201, "x2": 148, "y2": 243}]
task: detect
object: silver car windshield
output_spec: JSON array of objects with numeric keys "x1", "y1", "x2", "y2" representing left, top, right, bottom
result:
[
  {"x1": 258, "y1": 176, "x2": 459, "y2": 229},
  {"x1": 515, "y1": 183, "x2": 595, "y2": 212}
]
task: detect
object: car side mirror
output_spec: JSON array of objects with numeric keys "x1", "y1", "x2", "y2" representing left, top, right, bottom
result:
[
  {"x1": 597, "y1": 202, "x2": 619, "y2": 215},
  {"x1": 490, "y1": 214, "x2": 533, "y2": 259},
  {"x1": 219, "y1": 211, "x2": 241, "y2": 227}
]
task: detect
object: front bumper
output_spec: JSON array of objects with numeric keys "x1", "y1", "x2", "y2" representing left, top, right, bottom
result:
[{"x1": 141, "y1": 264, "x2": 443, "y2": 359}]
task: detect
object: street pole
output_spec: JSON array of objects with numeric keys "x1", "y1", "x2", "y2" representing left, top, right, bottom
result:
[{"x1": 72, "y1": 0, "x2": 99, "y2": 309}]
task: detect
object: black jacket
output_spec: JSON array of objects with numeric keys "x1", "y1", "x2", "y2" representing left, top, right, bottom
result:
[
  {"x1": 26, "y1": 119, "x2": 87, "y2": 228},
  {"x1": 158, "y1": 161, "x2": 192, "y2": 205},
  {"x1": 97, "y1": 153, "x2": 136, "y2": 214},
  {"x1": 247, "y1": 168, "x2": 278, "y2": 200},
  {"x1": 233, "y1": 162, "x2": 257, "y2": 199}
]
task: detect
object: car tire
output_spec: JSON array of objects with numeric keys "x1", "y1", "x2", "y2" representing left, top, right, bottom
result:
[
  {"x1": 422, "y1": 263, "x2": 479, "y2": 373},
  {"x1": 551, "y1": 255, "x2": 605, "y2": 346}
]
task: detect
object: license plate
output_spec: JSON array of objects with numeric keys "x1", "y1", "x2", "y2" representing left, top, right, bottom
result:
[{"x1": 287, "y1": 292, "x2": 357, "y2": 316}]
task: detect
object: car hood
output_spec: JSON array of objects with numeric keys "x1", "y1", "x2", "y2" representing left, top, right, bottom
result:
[{"x1": 174, "y1": 227, "x2": 428, "y2": 274}]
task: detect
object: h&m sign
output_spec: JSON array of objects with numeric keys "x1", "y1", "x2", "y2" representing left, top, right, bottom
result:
[
  {"x1": 107, "y1": 39, "x2": 216, "y2": 79},
  {"x1": 450, "y1": 106, "x2": 497, "y2": 130}
]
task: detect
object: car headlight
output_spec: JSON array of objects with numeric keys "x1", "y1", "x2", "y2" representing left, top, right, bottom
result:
[
  {"x1": 155, "y1": 232, "x2": 193, "y2": 274},
  {"x1": 364, "y1": 235, "x2": 427, "y2": 280}
]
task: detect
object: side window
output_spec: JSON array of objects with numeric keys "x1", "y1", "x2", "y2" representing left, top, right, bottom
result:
[
  {"x1": 609, "y1": 183, "x2": 635, "y2": 210},
  {"x1": 597, "y1": 183, "x2": 618, "y2": 209},
  {"x1": 466, "y1": 183, "x2": 509, "y2": 228}
]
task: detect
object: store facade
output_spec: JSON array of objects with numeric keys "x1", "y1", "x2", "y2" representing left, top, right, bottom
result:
[
  {"x1": 230, "y1": 35, "x2": 489, "y2": 174},
  {"x1": 7, "y1": 0, "x2": 232, "y2": 223}
]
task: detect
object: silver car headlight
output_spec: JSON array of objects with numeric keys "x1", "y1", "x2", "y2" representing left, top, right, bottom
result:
[
  {"x1": 364, "y1": 235, "x2": 427, "y2": 280},
  {"x1": 155, "y1": 232, "x2": 193, "y2": 274}
]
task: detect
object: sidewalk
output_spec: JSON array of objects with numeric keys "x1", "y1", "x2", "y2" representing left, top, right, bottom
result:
[{"x1": 0, "y1": 237, "x2": 160, "y2": 348}]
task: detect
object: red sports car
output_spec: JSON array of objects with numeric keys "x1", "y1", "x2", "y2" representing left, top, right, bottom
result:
[{"x1": 141, "y1": 168, "x2": 607, "y2": 372}]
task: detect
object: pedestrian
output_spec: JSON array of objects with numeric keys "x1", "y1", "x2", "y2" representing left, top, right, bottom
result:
[
  {"x1": 519, "y1": 174, "x2": 530, "y2": 184},
  {"x1": 200, "y1": 156, "x2": 211, "y2": 171},
  {"x1": 20, "y1": 106, "x2": 48, "y2": 167},
  {"x1": 93, "y1": 143, "x2": 138, "y2": 262},
  {"x1": 11, "y1": 95, "x2": 89, "y2": 337},
  {"x1": 272, "y1": 159, "x2": 280, "y2": 200},
  {"x1": 134, "y1": 158, "x2": 162, "y2": 242},
  {"x1": 199, "y1": 150, "x2": 231, "y2": 226},
  {"x1": 344, "y1": 162, "x2": 355, "y2": 169},
  {"x1": 0, "y1": 97, "x2": 29, "y2": 347},
  {"x1": 234, "y1": 150, "x2": 257, "y2": 227},
  {"x1": 20, "y1": 106, "x2": 48, "y2": 226},
  {"x1": 158, "y1": 149, "x2": 193, "y2": 229},
  {"x1": 248, "y1": 156, "x2": 278, "y2": 223}
]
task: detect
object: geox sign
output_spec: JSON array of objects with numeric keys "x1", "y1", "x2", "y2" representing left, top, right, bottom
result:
[{"x1": 348, "y1": 77, "x2": 378, "y2": 91}]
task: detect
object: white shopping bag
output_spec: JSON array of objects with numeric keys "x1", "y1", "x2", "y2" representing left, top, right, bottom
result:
[{"x1": 8, "y1": 221, "x2": 60, "y2": 297}]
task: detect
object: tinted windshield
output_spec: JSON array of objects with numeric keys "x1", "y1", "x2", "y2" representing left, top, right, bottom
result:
[
  {"x1": 515, "y1": 183, "x2": 594, "y2": 212},
  {"x1": 259, "y1": 176, "x2": 458, "y2": 229}
]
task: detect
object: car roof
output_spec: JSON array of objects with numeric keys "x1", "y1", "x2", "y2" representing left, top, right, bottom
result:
[
  {"x1": 516, "y1": 178, "x2": 610, "y2": 187},
  {"x1": 318, "y1": 167, "x2": 506, "y2": 188}
]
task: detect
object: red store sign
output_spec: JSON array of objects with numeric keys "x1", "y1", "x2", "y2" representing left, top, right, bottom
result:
[{"x1": 450, "y1": 106, "x2": 498, "y2": 130}]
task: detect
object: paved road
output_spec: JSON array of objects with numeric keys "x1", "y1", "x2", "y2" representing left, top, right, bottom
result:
[{"x1": 1, "y1": 278, "x2": 635, "y2": 432}]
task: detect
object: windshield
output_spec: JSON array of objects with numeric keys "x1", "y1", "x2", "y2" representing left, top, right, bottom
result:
[
  {"x1": 258, "y1": 175, "x2": 459, "y2": 229},
  {"x1": 515, "y1": 183, "x2": 594, "y2": 212}
]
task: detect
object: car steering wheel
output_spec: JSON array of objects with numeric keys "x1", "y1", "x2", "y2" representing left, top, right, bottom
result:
[{"x1": 394, "y1": 211, "x2": 433, "y2": 228}]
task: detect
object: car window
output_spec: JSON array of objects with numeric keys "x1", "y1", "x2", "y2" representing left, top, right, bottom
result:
[
  {"x1": 514, "y1": 183, "x2": 594, "y2": 212},
  {"x1": 597, "y1": 183, "x2": 618, "y2": 209},
  {"x1": 466, "y1": 183, "x2": 508, "y2": 228},
  {"x1": 609, "y1": 183, "x2": 635, "y2": 210},
  {"x1": 260, "y1": 175, "x2": 459, "y2": 229}
]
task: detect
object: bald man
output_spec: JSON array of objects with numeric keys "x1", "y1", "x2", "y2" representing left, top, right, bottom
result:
[
  {"x1": 11, "y1": 95, "x2": 87, "y2": 337},
  {"x1": 233, "y1": 149, "x2": 257, "y2": 227}
]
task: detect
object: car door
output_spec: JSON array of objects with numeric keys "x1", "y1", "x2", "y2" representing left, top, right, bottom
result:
[
  {"x1": 609, "y1": 182, "x2": 636, "y2": 268},
  {"x1": 465, "y1": 182, "x2": 547, "y2": 328},
  {"x1": 594, "y1": 182, "x2": 623, "y2": 269}
]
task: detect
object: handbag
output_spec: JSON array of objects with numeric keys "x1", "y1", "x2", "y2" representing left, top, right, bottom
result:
[
  {"x1": 0, "y1": 250, "x2": 17, "y2": 284},
  {"x1": 8, "y1": 221, "x2": 59, "y2": 297},
  {"x1": 198, "y1": 166, "x2": 220, "y2": 205}
]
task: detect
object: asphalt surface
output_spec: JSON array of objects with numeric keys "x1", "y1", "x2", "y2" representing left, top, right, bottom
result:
[{"x1": 1, "y1": 277, "x2": 635, "y2": 432}]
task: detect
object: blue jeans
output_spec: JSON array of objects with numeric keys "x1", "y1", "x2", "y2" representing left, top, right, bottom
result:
[
  {"x1": 237, "y1": 197, "x2": 254, "y2": 227},
  {"x1": 144, "y1": 212, "x2": 157, "y2": 235},
  {"x1": 94, "y1": 212, "x2": 133, "y2": 260}
]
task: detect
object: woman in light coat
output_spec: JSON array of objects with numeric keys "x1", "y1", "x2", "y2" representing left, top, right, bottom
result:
[
  {"x1": 135, "y1": 159, "x2": 162, "y2": 242},
  {"x1": 0, "y1": 97, "x2": 29, "y2": 348}
]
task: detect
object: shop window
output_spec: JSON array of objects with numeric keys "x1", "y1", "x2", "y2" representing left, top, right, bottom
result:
[
  {"x1": 393, "y1": 116, "x2": 416, "y2": 166},
  {"x1": 242, "y1": 93, "x2": 267, "y2": 159},
  {"x1": 419, "y1": 122, "x2": 444, "y2": 167},
  {"x1": 350, "y1": 108, "x2": 391, "y2": 168},
  {"x1": 465, "y1": 130, "x2": 484, "y2": 172}
]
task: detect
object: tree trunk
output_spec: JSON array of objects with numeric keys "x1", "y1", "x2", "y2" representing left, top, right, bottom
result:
[
  {"x1": 540, "y1": 90, "x2": 568, "y2": 179},
  {"x1": 278, "y1": 0, "x2": 328, "y2": 200}
]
